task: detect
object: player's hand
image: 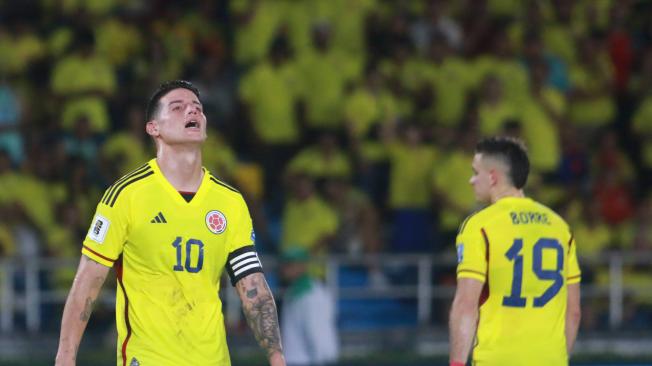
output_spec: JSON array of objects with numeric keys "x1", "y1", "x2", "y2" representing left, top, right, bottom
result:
[{"x1": 268, "y1": 351, "x2": 286, "y2": 366}]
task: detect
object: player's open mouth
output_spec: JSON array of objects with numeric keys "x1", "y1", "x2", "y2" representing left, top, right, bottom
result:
[{"x1": 185, "y1": 120, "x2": 200, "y2": 129}]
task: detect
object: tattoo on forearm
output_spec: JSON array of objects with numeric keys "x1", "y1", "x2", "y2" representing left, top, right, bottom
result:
[
  {"x1": 80, "y1": 297, "x2": 95, "y2": 322},
  {"x1": 78, "y1": 275, "x2": 104, "y2": 322},
  {"x1": 244, "y1": 294, "x2": 283, "y2": 356},
  {"x1": 239, "y1": 275, "x2": 283, "y2": 357}
]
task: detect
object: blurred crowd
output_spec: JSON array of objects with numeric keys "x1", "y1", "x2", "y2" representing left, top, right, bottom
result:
[{"x1": 1, "y1": 0, "x2": 652, "y2": 331}]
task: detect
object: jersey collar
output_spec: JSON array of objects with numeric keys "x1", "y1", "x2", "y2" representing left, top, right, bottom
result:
[{"x1": 148, "y1": 158, "x2": 211, "y2": 206}]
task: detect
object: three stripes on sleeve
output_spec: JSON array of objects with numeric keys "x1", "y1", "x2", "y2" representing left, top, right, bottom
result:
[{"x1": 101, "y1": 164, "x2": 154, "y2": 207}]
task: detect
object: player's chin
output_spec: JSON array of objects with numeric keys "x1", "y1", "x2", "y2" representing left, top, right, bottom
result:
[
  {"x1": 172, "y1": 135, "x2": 206, "y2": 145},
  {"x1": 183, "y1": 130, "x2": 207, "y2": 141},
  {"x1": 474, "y1": 191, "x2": 489, "y2": 203}
]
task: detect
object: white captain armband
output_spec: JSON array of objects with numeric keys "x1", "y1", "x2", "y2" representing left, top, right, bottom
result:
[{"x1": 226, "y1": 245, "x2": 263, "y2": 286}]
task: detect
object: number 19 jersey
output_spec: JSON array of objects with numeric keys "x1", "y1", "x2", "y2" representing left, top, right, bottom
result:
[
  {"x1": 82, "y1": 159, "x2": 263, "y2": 366},
  {"x1": 455, "y1": 197, "x2": 581, "y2": 366}
]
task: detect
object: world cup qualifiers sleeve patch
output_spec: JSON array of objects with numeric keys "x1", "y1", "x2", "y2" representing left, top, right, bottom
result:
[
  {"x1": 88, "y1": 214, "x2": 110, "y2": 244},
  {"x1": 226, "y1": 245, "x2": 263, "y2": 286},
  {"x1": 457, "y1": 243, "x2": 464, "y2": 264}
]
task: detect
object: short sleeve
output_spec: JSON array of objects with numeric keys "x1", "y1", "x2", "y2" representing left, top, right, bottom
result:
[
  {"x1": 225, "y1": 196, "x2": 263, "y2": 286},
  {"x1": 81, "y1": 192, "x2": 130, "y2": 267},
  {"x1": 227, "y1": 196, "x2": 255, "y2": 253},
  {"x1": 567, "y1": 236, "x2": 581, "y2": 284},
  {"x1": 455, "y1": 218, "x2": 487, "y2": 283}
]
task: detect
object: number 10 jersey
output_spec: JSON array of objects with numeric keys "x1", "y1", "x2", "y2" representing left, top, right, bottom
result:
[
  {"x1": 82, "y1": 159, "x2": 262, "y2": 366},
  {"x1": 455, "y1": 196, "x2": 581, "y2": 366}
]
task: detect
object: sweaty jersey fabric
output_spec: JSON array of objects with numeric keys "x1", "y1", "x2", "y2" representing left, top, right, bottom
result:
[
  {"x1": 455, "y1": 197, "x2": 581, "y2": 366},
  {"x1": 82, "y1": 159, "x2": 262, "y2": 366}
]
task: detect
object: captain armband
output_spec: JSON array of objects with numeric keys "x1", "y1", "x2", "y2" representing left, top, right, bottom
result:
[{"x1": 226, "y1": 245, "x2": 263, "y2": 286}]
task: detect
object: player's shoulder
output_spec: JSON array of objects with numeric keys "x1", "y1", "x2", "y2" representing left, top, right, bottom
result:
[
  {"x1": 457, "y1": 205, "x2": 494, "y2": 235},
  {"x1": 527, "y1": 198, "x2": 571, "y2": 230},
  {"x1": 206, "y1": 171, "x2": 244, "y2": 202},
  {"x1": 99, "y1": 162, "x2": 157, "y2": 208}
]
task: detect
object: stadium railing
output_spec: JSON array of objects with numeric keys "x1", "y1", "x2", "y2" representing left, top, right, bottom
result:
[{"x1": 0, "y1": 251, "x2": 649, "y2": 333}]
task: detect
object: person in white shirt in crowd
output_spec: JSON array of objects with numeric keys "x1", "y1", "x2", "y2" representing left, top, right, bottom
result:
[{"x1": 280, "y1": 247, "x2": 339, "y2": 366}]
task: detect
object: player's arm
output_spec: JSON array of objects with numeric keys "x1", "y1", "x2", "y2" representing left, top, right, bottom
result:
[
  {"x1": 566, "y1": 283, "x2": 581, "y2": 354},
  {"x1": 235, "y1": 272, "x2": 286, "y2": 366},
  {"x1": 449, "y1": 278, "x2": 484, "y2": 365},
  {"x1": 55, "y1": 255, "x2": 110, "y2": 366}
]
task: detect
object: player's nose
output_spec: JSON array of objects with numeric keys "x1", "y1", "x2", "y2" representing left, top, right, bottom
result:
[{"x1": 186, "y1": 105, "x2": 199, "y2": 115}]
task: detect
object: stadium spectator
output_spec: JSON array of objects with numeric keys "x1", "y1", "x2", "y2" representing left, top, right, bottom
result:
[
  {"x1": 280, "y1": 247, "x2": 339, "y2": 366},
  {"x1": 519, "y1": 59, "x2": 563, "y2": 174},
  {"x1": 323, "y1": 175, "x2": 382, "y2": 256},
  {"x1": 410, "y1": 0, "x2": 462, "y2": 53},
  {"x1": 568, "y1": 33, "x2": 616, "y2": 132},
  {"x1": 382, "y1": 119, "x2": 437, "y2": 252},
  {"x1": 477, "y1": 74, "x2": 519, "y2": 136},
  {"x1": 239, "y1": 35, "x2": 301, "y2": 210},
  {"x1": 100, "y1": 103, "x2": 150, "y2": 176},
  {"x1": 420, "y1": 31, "x2": 474, "y2": 128},
  {"x1": 281, "y1": 172, "x2": 337, "y2": 260},
  {"x1": 286, "y1": 132, "x2": 352, "y2": 181},
  {"x1": 295, "y1": 24, "x2": 353, "y2": 131},
  {"x1": 50, "y1": 27, "x2": 116, "y2": 133},
  {"x1": 431, "y1": 127, "x2": 478, "y2": 247}
]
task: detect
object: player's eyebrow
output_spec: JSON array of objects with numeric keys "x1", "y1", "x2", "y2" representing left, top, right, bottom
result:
[{"x1": 168, "y1": 100, "x2": 203, "y2": 106}]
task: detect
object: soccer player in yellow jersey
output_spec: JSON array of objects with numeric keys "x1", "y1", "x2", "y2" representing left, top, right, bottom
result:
[
  {"x1": 55, "y1": 81, "x2": 286, "y2": 366},
  {"x1": 449, "y1": 136, "x2": 581, "y2": 366}
]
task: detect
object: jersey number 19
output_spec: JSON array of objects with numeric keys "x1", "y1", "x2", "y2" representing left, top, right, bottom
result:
[{"x1": 503, "y1": 238, "x2": 564, "y2": 308}]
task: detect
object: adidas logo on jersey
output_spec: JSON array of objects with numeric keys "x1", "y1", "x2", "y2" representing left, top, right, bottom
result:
[{"x1": 150, "y1": 212, "x2": 167, "y2": 223}]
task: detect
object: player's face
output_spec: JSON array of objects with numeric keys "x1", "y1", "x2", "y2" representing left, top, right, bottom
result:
[
  {"x1": 470, "y1": 153, "x2": 492, "y2": 203},
  {"x1": 147, "y1": 88, "x2": 207, "y2": 145}
]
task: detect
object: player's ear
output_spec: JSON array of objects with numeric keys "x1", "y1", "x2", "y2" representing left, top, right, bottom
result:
[
  {"x1": 146, "y1": 120, "x2": 159, "y2": 137},
  {"x1": 489, "y1": 169, "x2": 499, "y2": 186}
]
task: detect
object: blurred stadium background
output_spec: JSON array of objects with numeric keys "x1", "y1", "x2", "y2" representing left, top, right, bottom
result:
[{"x1": 1, "y1": 0, "x2": 652, "y2": 365}]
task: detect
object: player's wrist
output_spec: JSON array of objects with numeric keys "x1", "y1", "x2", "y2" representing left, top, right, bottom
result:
[
  {"x1": 267, "y1": 350, "x2": 286, "y2": 366},
  {"x1": 450, "y1": 361, "x2": 466, "y2": 366}
]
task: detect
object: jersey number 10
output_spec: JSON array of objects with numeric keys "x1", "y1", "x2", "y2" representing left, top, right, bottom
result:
[
  {"x1": 503, "y1": 238, "x2": 564, "y2": 308},
  {"x1": 172, "y1": 237, "x2": 205, "y2": 273}
]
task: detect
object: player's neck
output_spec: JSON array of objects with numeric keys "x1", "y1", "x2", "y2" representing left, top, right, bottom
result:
[
  {"x1": 156, "y1": 145, "x2": 204, "y2": 192},
  {"x1": 490, "y1": 186, "x2": 524, "y2": 204}
]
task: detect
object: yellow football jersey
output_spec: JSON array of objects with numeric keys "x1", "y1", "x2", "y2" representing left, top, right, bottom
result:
[
  {"x1": 455, "y1": 197, "x2": 581, "y2": 366},
  {"x1": 82, "y1": 159, "x2": 262, "y2": 366}
]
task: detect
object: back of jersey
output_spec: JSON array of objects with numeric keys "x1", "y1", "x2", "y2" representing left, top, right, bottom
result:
[{"x1": 455, "y1": 197, "x2": 581, "y2": 366}]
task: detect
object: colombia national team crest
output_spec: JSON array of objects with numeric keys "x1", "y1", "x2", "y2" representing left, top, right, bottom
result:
[{"x1": 205, "y1": 210, "x2": 227, "y2": 234}]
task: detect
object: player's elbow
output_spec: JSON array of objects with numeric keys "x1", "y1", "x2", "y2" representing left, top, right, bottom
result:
[{"x1": 450, "y1": 296, "x2": 478, "y2": 322}]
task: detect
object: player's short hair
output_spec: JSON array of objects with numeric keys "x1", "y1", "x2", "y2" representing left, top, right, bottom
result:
[
  {"x1": 475, "y1": 136, "x2": 529, "y2": 189},
  {"x1": 146, "y1": 80, "x2": 200, "y2": 122}
]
